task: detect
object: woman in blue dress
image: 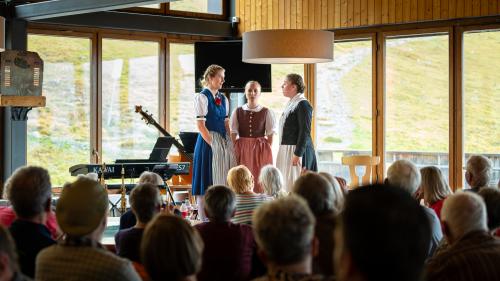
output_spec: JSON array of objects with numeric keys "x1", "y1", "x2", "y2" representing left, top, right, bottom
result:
[{"x1": 192, "y1": 64, "x2": 236, "y2": 219}]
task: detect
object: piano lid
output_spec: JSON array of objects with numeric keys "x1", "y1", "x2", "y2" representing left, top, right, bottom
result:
[{"x1": 69, "y1": 162, "x2": 190, "y2": 180}]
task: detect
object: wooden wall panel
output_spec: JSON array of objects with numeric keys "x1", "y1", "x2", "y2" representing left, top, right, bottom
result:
[{"x1": 237, "y1": 0, "x2": 500, "y2": 33}]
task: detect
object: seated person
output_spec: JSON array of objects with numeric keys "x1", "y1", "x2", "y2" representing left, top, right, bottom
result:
[
  {"x1": 0, "y1": 225, "x2": 30, "y2": 281},
  {"x1": 478, "y1": 187, "x2": 500, "y2": 236},
  {"x1": 293, "y1": 172, "x2": 342, "y2": 276},
  {"x1": 0, "y1": 206, "x2": 59, "y2": 240},
  {"x1": 141, "y1": 214, "x2": 203, "y2": 281},
  {"x1": 419, "y1": 166, "x2": 453, "y2": 219},
  {"x1": 36, "y1": 178, "x2": 140, "y2": 281},
  {"x1": 465, "y1": 155, "x2": 493, "y2": 193},
  {"x1": 426, "y1": 192, "x2": 500, "y2": 281},
  {"x1": 335, "y1": 184, "x2": 430, "y2": 281},
  {"x1": 195, "y1": 185, "x2": 261, "y2": 281},
  {"x1": 258, "y1": 165, "x2": 287, "y2": 199},
  {"x1": 253, "y1": 195, "x2": 331, "y2": 281},
  {"x1": 227, "y1": 165, "x2": 272, "y2": 225},
  {"x1": 5, "y1": 166, "x2": 56, "y2": 278},
  {"x1": 115, "y1": 183, "x2": 161, "y2": 263},
  {"x1": 120, "y1": 171, "x2": 164, "y2": 230}
]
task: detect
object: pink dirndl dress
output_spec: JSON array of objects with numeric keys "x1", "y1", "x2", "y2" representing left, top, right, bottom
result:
[{"x1": 231, "y1": 105, "x2": 275, "y2": 193}]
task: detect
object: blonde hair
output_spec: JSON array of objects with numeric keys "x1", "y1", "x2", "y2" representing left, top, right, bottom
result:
[
  {"x1": 245, "y1": 80, "x2": 261, "y2": 92},
  {"x1": 200, "y1": 64, "x2": 224, "y2": 88},
  {"x1": 227, "y1": 165, "x2": 254, "y2": 194},
  {"x1": 420, "y1": 166, "x2": 452, "y2": 206},
  {"x1": 138, "y1": 171, "x2": 163, "y2": 186},
  {"x1": 141, "y1": 214, "x2": 203, "y2": 281}
]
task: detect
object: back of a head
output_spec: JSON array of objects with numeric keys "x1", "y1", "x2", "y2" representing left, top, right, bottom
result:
[
  {"x1": 292, "y1": 172, "x2": 335, "y2": 216},
  {"x1": 227, "y1": 165, "x2": 253, "y2": 194},
  {"x1": 387, "y1": 159, "x2": 421, "y2": 195},
  {"x1": 56, "y1": 178, "x2": 108, "y2": 237},
  {"x1": 420, "y1": 166, "x2": 452, "y2": 205},
  {"x1": 318, "y1": 172, "x2": 345, "y2": 211},
  {"x1": 466, "y1": 155, "x2": 493, "y2": 188},
  {"x1": 441, "y1": 192, "x2": 488, "y2": 240},
  {"x1": 478, "y1": 187, "x2": 500, "y2": 231},
  {"x1": 138, "y1": 171, "x2": 164, "y2": 186},
  {"x1": 130, "y1": 183, "x2": 161, "y2": 224},
  {"x1": 0, "y1": 225, "x2": 19, "y2": 274},
  {"x1": 5, "y1": 166, "x2": 51, "y2": 219},
  {"x1": 141, "y1": 214, "x2": 203, "y2": 281},
  {"x1": 204, "y1": 185, "x2": 236, "y2": 222},
  {"x1": 259, "y1": 165, "x2": 284, "y2": 198},
  {"x1": 340, "y1": 184, "x2": 430, "y2": 281},
  {"x1": 252, "y1": 195, "x2": 315, "y2": 266}
]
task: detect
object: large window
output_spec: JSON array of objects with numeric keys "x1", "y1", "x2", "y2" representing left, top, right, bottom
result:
[
  {"x1": 260, "y1": 64, "x2": 304, "y2": 162},
  {"x1": 27, "y1": 34, "x2": 91, "y2": 186},
  {"x1": 169, "y1": 43, "x2": 197, "y2": 138},
  {"x1": 385, "y1": 34, "x2": 450, "y2": 180},
  {"x1": 101, "y1": 38, "x2": 160, "y2": 163},
  {"x1": 316, "y1": 40, "x2": 373, "y2": 182},
  {"x1": 463, "y1": 30, "x2": 500, "y2": 186},
  {"x1": 169, "y1": 0, "x2": 223, "y2": 14}
]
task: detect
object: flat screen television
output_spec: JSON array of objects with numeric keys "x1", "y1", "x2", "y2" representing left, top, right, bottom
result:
[{"x1": 195, "y1": 41, "x2": 272, "y2": 92}]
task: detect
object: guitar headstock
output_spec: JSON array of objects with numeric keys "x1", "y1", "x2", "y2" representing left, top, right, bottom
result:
[{"x1": 135, "y1": 105, "x2": 155, "y2": 125}]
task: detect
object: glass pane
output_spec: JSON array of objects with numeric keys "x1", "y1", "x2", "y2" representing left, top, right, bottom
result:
[
  {"x1": 102, "y1": 39, "x2": 160, "y2": 163},
  {"x1": 463, "y1": 30, "x2": 500, "y2": 187},
  {"x1": 316, "y1": 40, "x2": 372, "y2": 183},
  {"x1": 169, "y1": 43, "x2": 197, "y2": 140},
  {"x1": 260, "y1": 64, "x2": 304, "y2": 163},
  {"x1": 385, "y1": 35, "x2": 450, "y2": 181},
  {"x1": 170, "y1": 0, "x2": 222, "y2": 14},
  {"x1": 27, "y1": 35, "x2": 91, "y2": 186}
]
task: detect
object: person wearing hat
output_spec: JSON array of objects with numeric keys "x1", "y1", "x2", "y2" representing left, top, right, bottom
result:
[{"x1": 35, "y1": 178, "x2": 140, "y2": 281}]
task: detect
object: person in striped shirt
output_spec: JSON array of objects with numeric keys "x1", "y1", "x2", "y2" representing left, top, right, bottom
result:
[{"x1": 227, "y1": 165, "x2": 273, "y2": 225}]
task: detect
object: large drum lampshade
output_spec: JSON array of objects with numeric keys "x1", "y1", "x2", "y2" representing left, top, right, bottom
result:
[{"x1": 242, "y1": 29, "x2": 334, "y2": 64}]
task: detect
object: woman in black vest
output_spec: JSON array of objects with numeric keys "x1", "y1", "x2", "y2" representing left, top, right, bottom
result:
[{"x1": 276, "y1": 73, "x2": 318, "y2": 191}]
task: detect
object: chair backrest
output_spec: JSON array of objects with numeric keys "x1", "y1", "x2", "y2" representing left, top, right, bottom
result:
[{"x1": 341, "y1": 155, "x2": 381, "y2": 188}]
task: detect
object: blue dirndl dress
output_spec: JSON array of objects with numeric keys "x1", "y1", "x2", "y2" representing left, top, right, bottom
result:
[{"x1": 192, "y1": 89, "x2": 228, "y2": 196}]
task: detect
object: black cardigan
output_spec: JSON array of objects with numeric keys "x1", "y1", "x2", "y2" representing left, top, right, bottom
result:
[{"x1": 280, "y1": 100, "x2": 314, "y2": 157}]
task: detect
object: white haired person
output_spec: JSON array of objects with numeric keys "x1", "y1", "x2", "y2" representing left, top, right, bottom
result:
[
  {"x1": 386, "y1": 159, "x2": 443, "y2": 257},
  {"x1": 465, "y1": 155, "x2": 493, "y2": 192},
  {"x1": 259, "y1": 165, "x2": 287, "y2": 199},
  {"x1": 426, "y1": 192, "x2": 500, "y2": 281},
  {"x1": 192, "y1": 64, "x2": 236, "y2": 220},
  {"x1": 230, "y1": 81, "x2": 276, "y2": 193},
  {"x1": 276, "y1": 74, "x2": 317, "y2": 191}
]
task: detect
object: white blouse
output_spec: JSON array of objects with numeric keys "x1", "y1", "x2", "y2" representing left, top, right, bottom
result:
[
  {"x1": 194, "y1": 91, "x2": 229, "y2": 121},
  {"x1": 229, "y1": 104, "x2": 276, "y2": 136}
]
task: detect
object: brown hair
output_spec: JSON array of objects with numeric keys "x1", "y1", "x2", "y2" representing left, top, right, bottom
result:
[
  {"x1": 420, "y1": 166, "x2": 452, "y2": 206},
  {"x1": 286, "y1": 73, "x2": 305, "y2": 93},
  {"x1": 141, "y1": 214, "x2": 203, "y2": 281},
  {"x1": 130, "y1": 183, "x2": 161, "y2": 223},
  {"x1": 200, "y1": 64, "x2": 225, "y2": 88},
  {"x1": 227, "y1": 165, "x2": 254, "y2": 194}
]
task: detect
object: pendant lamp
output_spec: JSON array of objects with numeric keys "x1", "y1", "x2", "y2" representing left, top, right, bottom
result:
[{"x1": 242, "y1": 29, "x2": 333, "y2": 64}]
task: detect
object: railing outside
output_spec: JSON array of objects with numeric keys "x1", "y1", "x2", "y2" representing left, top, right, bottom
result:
[{"x1": 317, "y1": 149, "x2": 500, "y2": 188}]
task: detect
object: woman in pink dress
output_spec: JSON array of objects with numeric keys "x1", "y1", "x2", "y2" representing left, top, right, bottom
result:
[{"x1": 230, "y1": 81, "x2": 275, "y2": 193}]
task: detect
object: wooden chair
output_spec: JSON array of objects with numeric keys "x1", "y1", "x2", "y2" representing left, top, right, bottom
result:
[{"x1": 341, "y1": 155, "x2": 380, "y2": 188}]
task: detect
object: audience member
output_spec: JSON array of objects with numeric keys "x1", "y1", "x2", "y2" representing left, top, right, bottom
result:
[
  {"x1": 259, "y1": 165, "x2": 287, "y2": 199},
  {"x1": 317, "y1": 172, "x2": 344, "y2": 211},
  {"x1": 115, "y1": 183, "x2": 161, "y2": 263},
  {"x1": 386, "y1": 159, "x2": 443, "y2": 256},
  {"x1": 465, "y1": 155, "x2": 493, "y2": 192},
  {"x1": 420, "y1": 166, "x2": 452, "y2": 219},
  {"x1": 196, "y1": 185, "x2": 261, "y2": 281},
  {"x1": 120, "y1": 171, "x2": 164, "y2": 230},
  {"x1": 36, "y1": 178, "x2": 140, "y2": 281},
  {"x1": 0, "y1": 206, "x2": 59, "y2": 240},
  {"x1": 293, "y1": 173, "x2": 342, "y2": 276},
  {"x1": 426, "y1": 192, "x2": 500, "y2": 281},
  {"x1": 252, "y1": 195, "x2": 331, "y2": 281},
  {"x1": 141, "y1": 214, "x2": 203, "y2": 281},
  {"x1": 0, "y1": 225, "x2": 30, "y2": 281},
  {"x1": 5, "y1": 166, "x2": 56, "y2": 278},
  {"x1": 334, "y1": 184, "x2": 430, "y2": 281},
  {"x1": 478, "y1": 187, "x2": 500, "y2": 236},
  {"x1": 228, "y1": 166, "x2": 272, "y2": 225},
  {"x1": 319, "y1": 172, "x2": 347, "y2": 196}
]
